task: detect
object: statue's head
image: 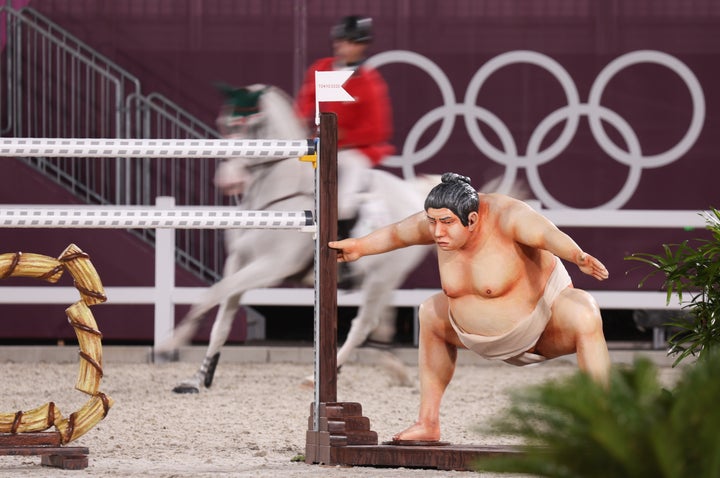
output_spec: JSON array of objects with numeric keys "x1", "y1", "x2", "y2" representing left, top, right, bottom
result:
[{"x1": 424, "y1": 172, "x2": 479, "y2": 227}]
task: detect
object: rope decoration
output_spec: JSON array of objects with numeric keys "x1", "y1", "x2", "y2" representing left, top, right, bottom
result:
[{"x1": 0, "y1": 244, "x2": 113, "y2": 443}]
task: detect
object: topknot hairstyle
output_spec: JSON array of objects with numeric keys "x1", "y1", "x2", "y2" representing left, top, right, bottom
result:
[{"x1": 424, "y1": 172, "x2": 479, "y2": 226}]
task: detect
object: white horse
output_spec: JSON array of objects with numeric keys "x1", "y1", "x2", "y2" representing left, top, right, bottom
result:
[{"x1": 156, "y1": 84, "x2": 434, "y2": 393}]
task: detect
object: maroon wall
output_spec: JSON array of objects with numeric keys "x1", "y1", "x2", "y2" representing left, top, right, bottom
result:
[{"x1": 3, "y1": 0, "x2": 719, "y2": 340}]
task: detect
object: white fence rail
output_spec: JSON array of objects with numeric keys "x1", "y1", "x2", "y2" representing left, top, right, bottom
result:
[{"x1": 0, "y1": 197, "x2": 708, "y2": 349}]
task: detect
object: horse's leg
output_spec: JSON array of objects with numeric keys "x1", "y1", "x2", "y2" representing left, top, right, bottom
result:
[
  {"x1": 172, "y1": 233, "x2": 313, "y2": 394},
  {"x1": 336, "y1": 246, "x2": 430, "y2": 386},
  {"x1": 171, "y1": 291, "x2": 242, "y2": 393},
  {"x1": 200, "y1": 290, "x2": 243, "y2": 388},
  {"x1": 154, "y1": 239, "x2": 245, "y2": 356},
  {"x1": 368, "y1": 305, "x2": 414, "y2": 387},
  {"x1": 169, "y1": 245, "x2": 245, "y2": 394},
  {"x1": 170, "y1": 260, "x2": 286, "y2": 394},
  {"x1": 368, "y1": 304, "x2": 397, "y2": 344},
  {"x1": 159, "y1": 248, "x2": 268, "y2": 356},
  {"x1": 349, "y1": 278, "x2": 413, "y2": 387},
  {"x1": 194, "y1": 304, "x2": 267, "y2": 389},
  {"x1": 301, "y1": 283, "x2": 392, "y2": 388},
  {"x1": 302, "y1": 263, "x2": 412, "y2": 388},
  {"x1": 336, "y1": 279, "x2": 393, "y2": 367}
]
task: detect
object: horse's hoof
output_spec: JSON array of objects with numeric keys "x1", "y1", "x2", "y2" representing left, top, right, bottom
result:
[
  {"x1": 172, "y1": 384, "x2": 200, "y2": 394},
  {"x1": 204, "y1": 352, "x2": 221, "y2": 388},
  {"x1": 153, "y1": 349, "x2": 179, "y2": 363}
]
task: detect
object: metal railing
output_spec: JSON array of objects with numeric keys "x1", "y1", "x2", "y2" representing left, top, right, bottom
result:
[{"x1": 1, "y1": 5, "x2": 226, "y2": 282}]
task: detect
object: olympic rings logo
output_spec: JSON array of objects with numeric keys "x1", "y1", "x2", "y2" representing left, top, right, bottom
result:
[{"x1": 366, "y1": 50, "x2": 705, "y2": 209}]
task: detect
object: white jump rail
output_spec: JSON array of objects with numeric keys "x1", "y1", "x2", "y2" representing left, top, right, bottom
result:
[
  {"x1": 0, "y1": 137, "x2": 315, "y2": 158},
  {"x1": 0, "y1": 198, "x2": 709, "y2": 349},
  {"x1": 0, "y1": 205, "x2": 315, "y2": 230}
]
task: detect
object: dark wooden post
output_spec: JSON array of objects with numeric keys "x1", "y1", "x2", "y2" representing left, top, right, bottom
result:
[
  {"x1": 306, "y1": 112, "x2": 339, "y2": 464},
  {"x1": 317, "y1": 112, "x2": 338, "y2": 403}
]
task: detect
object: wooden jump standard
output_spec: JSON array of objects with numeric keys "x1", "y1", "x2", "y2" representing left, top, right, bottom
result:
[{"x1": 304, "y1": 113, "x2": 522, "y2": 471}]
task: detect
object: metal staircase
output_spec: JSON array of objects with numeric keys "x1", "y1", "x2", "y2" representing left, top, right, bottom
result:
[{"x1": 0, "y1": 5, "x2": 228, "y2": 282}]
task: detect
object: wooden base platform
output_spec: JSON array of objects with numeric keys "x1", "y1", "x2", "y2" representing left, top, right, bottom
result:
[
  {"x1": 332, "y1": 443, "x2": 521, "y2": 471},
  {"x1": 0, "y1": 432, "x2": 89, "y2": 470},
  {"x1": 305, "y1": 401, "x2": 521, "y2": 472}
]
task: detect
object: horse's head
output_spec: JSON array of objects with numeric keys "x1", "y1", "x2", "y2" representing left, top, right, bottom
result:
[{"x1": 213, "y1": 84, "x2": 309, "y2": 196}]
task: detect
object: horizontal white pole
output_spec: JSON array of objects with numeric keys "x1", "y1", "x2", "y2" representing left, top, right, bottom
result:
[
  {"x1": 0, "y1": 206, "x2": 315, "y2": 230},
  {"x1": 0, "y1": 205, "x2": 706, "y2": 230},
  {"x1": 0, "y1": 286, "x2": 687, "y2": 310},
  {"x1": 0, "y1": 137, "x2": 315, "y2": 158},
  {"x1": 536, "y1": 206, "x2": 708, "y2": 229}
]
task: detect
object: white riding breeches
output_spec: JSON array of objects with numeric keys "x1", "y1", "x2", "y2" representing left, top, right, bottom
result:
[{"x1": 337, "y1": 148, "x2": 372, "y2": 221}]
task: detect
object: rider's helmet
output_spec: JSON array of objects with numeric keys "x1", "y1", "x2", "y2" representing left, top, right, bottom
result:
[{"x1": 331, "y1": 15, "x2": 373, "y2": 44}]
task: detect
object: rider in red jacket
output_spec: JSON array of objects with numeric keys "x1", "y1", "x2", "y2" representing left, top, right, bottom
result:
[{"x1": 295, "y1": 15, "x2": 395, "y2": 222}]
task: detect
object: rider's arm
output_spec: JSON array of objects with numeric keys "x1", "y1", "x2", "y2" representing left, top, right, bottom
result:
[{"x1": 330, "y1": 211, "x2": 433, "y2": 262}]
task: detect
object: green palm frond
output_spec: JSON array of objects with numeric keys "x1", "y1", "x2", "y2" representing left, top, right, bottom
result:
[
  {"x1": 625, "y1": 208, "x2": 720, "y2": 366},
  {"x1": 475, "y1": 352, "x2": 720, "y2": 477}
]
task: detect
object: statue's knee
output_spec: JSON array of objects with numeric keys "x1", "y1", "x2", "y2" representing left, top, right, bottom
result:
[
  {"x1": 417, "y1": 301, "x2": 431, "y2": 324},
  {"x1": 569, "y1": 290, "x2": 604, "y2": 335},
  {"x1": 417, "y1": 299, "x2": 439, "y2": 328},
  {"x1": 579, "y1": 308, "x2": 605, "y2": 337}
]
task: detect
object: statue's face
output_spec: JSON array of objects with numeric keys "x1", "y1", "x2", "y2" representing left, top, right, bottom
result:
[{"x1": 425, "y1": 208, "x2": 472, "y2": 251}]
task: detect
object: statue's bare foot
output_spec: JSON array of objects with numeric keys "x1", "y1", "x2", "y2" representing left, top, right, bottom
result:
[{"x1": 391, "y1": 421, "x2": 440, "y2": 443}]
